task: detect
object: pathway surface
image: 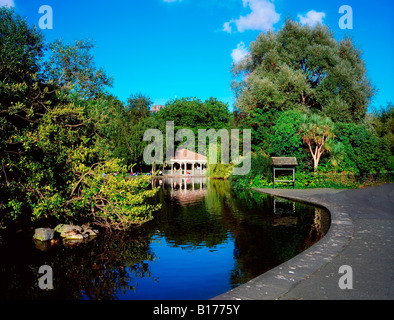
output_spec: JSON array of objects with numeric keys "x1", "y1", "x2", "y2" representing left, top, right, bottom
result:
[{"x1": 213, "y1": 184, "x2": 394, "y2": 300}]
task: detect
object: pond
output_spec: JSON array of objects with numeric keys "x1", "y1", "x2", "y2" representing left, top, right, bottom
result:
[{"x1": 0, "y1": 178, "x2": 330, "y2": 300}]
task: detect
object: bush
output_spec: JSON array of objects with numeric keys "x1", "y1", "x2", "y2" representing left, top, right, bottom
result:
[
  {"x1": 334, "y1": 122, "x2": 391, "y2": 173},
  {"x1": 268, "y1": 109, "x2": 309, "y2": 170},
  {"x1": 245, "y1": 170, "x2": 393, "y2": 190},
  {"x1": 231, "y1": 151, "x2": 271, "y2": 191},
  {"x1": 67, "y1": 159, "x2": 161, "y2": 231}
]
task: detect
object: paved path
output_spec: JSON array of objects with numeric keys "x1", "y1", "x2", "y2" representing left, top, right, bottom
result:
[{"x1": 213, "y1": 184, "x2": 394, "y2": 300}]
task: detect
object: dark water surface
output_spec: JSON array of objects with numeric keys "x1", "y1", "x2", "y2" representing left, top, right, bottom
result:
[{"x1": 0, "y1": 178, "x2": 330, "y2": 300}]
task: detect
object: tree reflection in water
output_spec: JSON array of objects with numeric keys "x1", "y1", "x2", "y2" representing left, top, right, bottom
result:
[
  {"x1": 0, "y1": 231, "x2": 156, "y2": 300},
  {"x1": 0, "y1": 178, "x2": 329, "y2": 300}
]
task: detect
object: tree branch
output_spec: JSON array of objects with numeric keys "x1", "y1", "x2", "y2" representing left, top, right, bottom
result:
[
  {"x1": 70, "y1": 162, "x2": 102, "y2": 196},
  {"x1": 65, "y1": 118, "x2": 93, "y2": 128},
  {"x1": 1, "y1": 161, "x2": 9, "y2": 186}
]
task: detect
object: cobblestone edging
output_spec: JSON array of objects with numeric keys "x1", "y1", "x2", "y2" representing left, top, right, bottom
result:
[{"x1": 212, "y1": 188, "x2": 354, "y2": 300}]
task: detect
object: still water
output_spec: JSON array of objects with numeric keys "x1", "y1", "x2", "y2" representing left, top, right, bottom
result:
[{"x1": 0, "y1": 178, "x2": 329, "y2": 300}]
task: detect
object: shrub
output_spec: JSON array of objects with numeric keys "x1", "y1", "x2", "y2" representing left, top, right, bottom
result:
[{"x1": 67, "y1": 159, "x2": 161, "y2": 231}]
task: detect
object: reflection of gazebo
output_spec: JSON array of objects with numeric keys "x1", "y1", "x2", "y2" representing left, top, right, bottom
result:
[
  {"x1": 170, "y1": 177, "x2": 207, "y2": 205},
  {"x1": 152, "y1": 177, "x2": 207, "y2": 205},
  {"x1": 167, "y1": 149, "x2": 207, "y2": 175}
]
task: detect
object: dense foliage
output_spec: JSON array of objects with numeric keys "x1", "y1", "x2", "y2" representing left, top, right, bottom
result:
[
  {"x1": 0, "y1": 8, "x2": 392, "y2": 231},
  {"x1": 0, "y1": 8, "x2": 160, "y2": 231},
  {"x1": 158, "y1": 97, "x2": 231, "y2": 133},
  {"x1": 232, "y1": 20, "x2": 375, "y2": 122},
  {"x1": 230, "y1": 20, "x2": 392, "y2": 189}
]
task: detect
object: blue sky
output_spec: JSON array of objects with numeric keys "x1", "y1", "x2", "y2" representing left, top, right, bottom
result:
[{"x1": 3, "y1": 0, "x2": 394, "y2": 111}]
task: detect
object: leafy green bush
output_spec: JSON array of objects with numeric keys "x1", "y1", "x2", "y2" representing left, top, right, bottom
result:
[
  {"x1": 334, "y1": 122, "x2": 392, "y2": 173},
  {"x1": 231, "y1": 151, "x2": 271, "y2": 191},
  {"x1": 268, "y1": 109, "x2": 309, "y2": 170},
  {"x1": 0, "y1": 8, "x2": 160, "y2": 231},
  {"x1": 245, "y1": 169, "x2": 393, "y2": 190},
  {"x1": 67, "y1": 159, "x2": 161, "y2": 231}
]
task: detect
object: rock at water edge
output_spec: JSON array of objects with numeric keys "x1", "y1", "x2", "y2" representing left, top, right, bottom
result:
[
  {"x1": 33, "y1": 228, "x2": 55, "y2": 242},
  {"x1": 55, "y1": 224, "x2": 83, "y2": 237}
]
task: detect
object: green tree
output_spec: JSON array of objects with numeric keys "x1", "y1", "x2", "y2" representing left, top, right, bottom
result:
[
  {"x1": 84, "y1": 93, "x2": 126, "y2": 161},
  {"x1": 125, "y1": 93, "x2": 152, "y2": 123},
  {"x1": 0, "y1": 8, "x2": 44, "y2": 87},
  {"x1": 0, "y1": 8, "x2": 160, "y2": 230},
  {"x1": 0, "y1": 7, "x2": 48, "y2": 226},
  {"x1": 43, "y1": 39, "x2": 113, "y2": 99},
  {"x1": 328, "y1": 141, "x2": 345, "y2": 172},
  {"x1": 121, "y1": 93, "x2": 156, "y2": 169},
  {"x1": 334, "y1": 122, "x2": 391, "y2": 173},
  {"x1": 84, "y1": 93, "x2": 155, "y2": 169},
  {"x1": 370, "y1": 103, "x2": 394, "y2": 169},
  {"x1": 130, "y1": 114, "x2": 166, "y2": 171},
  {"x1": 268, "y1": 109, "x2": 307, "y2": 168},
  {"x1": 157, "y1": 97, "x2": 231, "y2": 159},
  {"x1": 158, "y1": 97, "x2": 230, "y2": 133},
  {"x1": 232, "y1": 19, "x2": 375, "y2": 123},
  {"x1": 299, "y1": 114, "x2": 335, "y2": 173},
  {"x1": 66, "y1": 159, "x2": 161, "y2": 231},
  {"x1": 231, "y1": 150, "x2": 271, "y2": 191}
]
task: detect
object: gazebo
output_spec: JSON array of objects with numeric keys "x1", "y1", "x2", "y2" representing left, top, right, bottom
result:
[
  {"x1": 167, "y1": 148, "x2": 207, "y2": 176},
  {"x1": 271, "y1": 157, "x2": 298, "y2": 189}
]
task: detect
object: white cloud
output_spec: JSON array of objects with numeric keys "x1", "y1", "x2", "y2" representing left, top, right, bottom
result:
[
  {"x1": 223, "y1": 0, "x2": 280, "y2": 33},
  {"x1": 223, "y1": 21, "x2": 233, "y2": 33},
  {"x1": 0, "y1": 0, "x2": 14, "y2": 7},
  {"x1": 231, "y1": 42, "x2": 249, "y2": 64},
  {"x1": 298, "y1": 10, "x2": 326, "y2": 26}
]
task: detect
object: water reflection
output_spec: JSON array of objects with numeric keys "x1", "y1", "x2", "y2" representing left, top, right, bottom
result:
[
  {"x1": 145, "y1": 178, "x2": 330, "y2": 290},
  {"x1": 0, "y1": 232, "x2": 154, "y2": 300},
  {"x1": 0, "y1": 178, "x2": 330, "y2": 300},
  {"x1": 152, "y1": 177, "x2": 207, "y2": 206}
]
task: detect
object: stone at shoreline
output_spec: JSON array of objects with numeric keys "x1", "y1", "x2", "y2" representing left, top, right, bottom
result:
[
  {"x1": 63, "y1": 230, "x2": 88, "y2": 240},
  {"x1": 33, "y1": 228, "x2": 55, "y2": 242},
  {"x1": 54, "y1": 224, "x2": 83, "y2": 237},
  {"x1": 55, "y1": 224, "x2": 99, "y2": 240},
  {"x1": 32, "y1": 224, "x2": 99, "y2": 250},
  {"x1": 82, "y1": 226, "x2": 99, "y2": 237}
]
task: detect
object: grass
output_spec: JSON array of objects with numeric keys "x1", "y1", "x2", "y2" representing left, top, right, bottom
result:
[{"x1": 246, "y1": 171, "x2": 394, "y2": 190}]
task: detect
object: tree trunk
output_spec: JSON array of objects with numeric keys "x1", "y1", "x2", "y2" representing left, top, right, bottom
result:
[
  {"x1": 314, "y1": 148, "x2": 324, "y2": 173},
  {"x1": 313, "y1": 157, "x2": 319, "y2": 173},
  {"x1": 309, "y1": 143, "x2": 323, "y2": 174}
]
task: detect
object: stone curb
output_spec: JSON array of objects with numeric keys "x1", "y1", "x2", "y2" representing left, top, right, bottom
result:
[{"x1": 212, "y1": 188, "x2": 354, "y2": 300}]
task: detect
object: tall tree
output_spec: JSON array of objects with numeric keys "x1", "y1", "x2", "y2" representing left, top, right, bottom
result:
[
  {"x1": 371, "y1": 103, "x2": 394, "y2": 157},
  {"x1": 158, "y1": 97, "x2": 230, "y2": 133},
  {"x1": 0, "y1": 8, "x2": 160, "y2": 230},
  {"x1": 232, "y1": 19, "x2": 375, "y2": 123},
  {"x1": 157, "y1": 97, "x2": 231, "y2": 158},
  {"x1": 1, "y1": 7, "x2": 47, "y2": 226},
  {"x1": 44, "y1": 39, "x2": 113, "y2": 99},
  {"x1": 125, "y1": 93, "x2": 152, "y2": 122},
  {"x1": 120, "y1": 93, "x2": 154, "y2": 168}
]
